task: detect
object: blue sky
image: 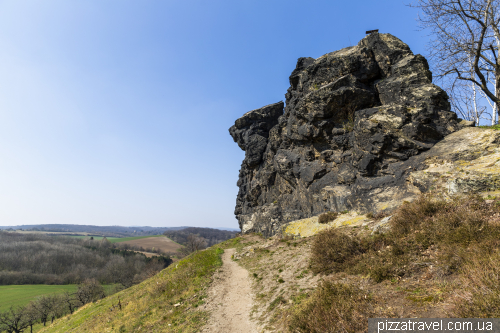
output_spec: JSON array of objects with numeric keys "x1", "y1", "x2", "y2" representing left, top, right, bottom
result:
[{"x1": 0, "y1": 0, "x2": 430, "y2": 228}]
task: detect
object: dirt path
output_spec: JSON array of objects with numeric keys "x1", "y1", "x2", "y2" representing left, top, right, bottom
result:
[{"x1": 201, "y1": 248, "x2": 260, "y2": 333}]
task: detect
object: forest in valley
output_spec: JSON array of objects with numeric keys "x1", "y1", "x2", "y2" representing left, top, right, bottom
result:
[{"x1": 0, "y1": 231, "x2": 172, "y2": 286}]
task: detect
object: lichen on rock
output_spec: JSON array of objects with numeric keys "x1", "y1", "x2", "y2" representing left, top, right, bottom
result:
[{"x1": 229, "y1": 32, "x2": 472, "y2": 237}]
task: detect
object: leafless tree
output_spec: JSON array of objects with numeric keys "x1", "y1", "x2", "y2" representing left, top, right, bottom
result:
[
  {"x1": 47, "y1": 295, "x2": 65, "y2": 324},
  {"x1": 62, "y1": 292, "x2": 79, "y2": 315},
  {"x1": 184, "y1": 234, "x2": 207, "y2": 254},
  {"x1": 0, "y1": 306, "x2": 29, "y2": 333},
  {"x1": 75, "y1": 278, "x2": 106, "y2": 305},
  {"x1": 23, "y1": 304, "x2": 38, "y2": 333},
  {"x1": 410, "y1": 0, "x2": 500, "y2": 122},
  {"x1": 32, "y1": 296, "x2": 52, "y2": 326},
  {"x1": 443, "y1": 75, "x2": 489, "y2": 123}
]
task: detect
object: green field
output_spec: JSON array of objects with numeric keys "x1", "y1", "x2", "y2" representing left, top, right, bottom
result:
[
  {"x1": 0, "y1": 285, "x2": 77, "y2": 312},
  {"x1": 0, "y1": 285, "x2": 118, "y2": 312},
  {"x1": 68, "y1": 236, "x2": 120, "y2": 241},
  {"x1": 68, "y1": 235, "x2": 163, "y2": 243}
]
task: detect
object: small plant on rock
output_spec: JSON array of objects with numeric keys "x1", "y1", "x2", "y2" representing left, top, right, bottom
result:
[{"x1": 318, "y1": 212, "x2": 338, "y2": 224}]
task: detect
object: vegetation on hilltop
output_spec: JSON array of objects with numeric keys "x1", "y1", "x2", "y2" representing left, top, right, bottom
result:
[
  {"x1": 11, "y1": 194, "x2": 500, "y2": 332},
  {"x1": 164, "y1": 227, "x2": 237, "y2": 252},
  {"x1": 0, "y1": 224, "x2": 187, "y2": 238},
  {"x1": 0, "y1": 232, "x2": 172, "y2": 286}
]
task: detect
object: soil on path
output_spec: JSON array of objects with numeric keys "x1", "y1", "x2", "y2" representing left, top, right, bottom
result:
[{"x1": 201, "y1": 248, "x2": 260, "y2": 333}]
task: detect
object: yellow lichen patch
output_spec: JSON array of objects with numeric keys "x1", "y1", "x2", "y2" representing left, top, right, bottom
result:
[
  {"x1": 336, "y1": 215, "x2": 367, "y2": 227},
  {"x1": 481, "y1": 190, "x2": 500, "y2": 198},
  {"x1": 463, "y1": 152, "x2": 500, "y2": 174},
  {"x1": 283, "y1": 216, "x2": 329, "y2": 238},
  {"x1": 283, "y1": 213, "x2": 369, "y2": 238}
]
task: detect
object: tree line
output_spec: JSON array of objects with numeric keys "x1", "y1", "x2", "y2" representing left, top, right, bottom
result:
[
  {"x1": 0, "y1": 232, "x2": 172, "y2": 287},
  {"x1": 163, "y1": 227, "x2": 237, "y2": 254},
  {"x1": 0, "y1": 279, "x2": 112, "y2": 333}
]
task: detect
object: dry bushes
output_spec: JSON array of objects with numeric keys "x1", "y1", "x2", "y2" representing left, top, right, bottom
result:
[
  {"x1": 310, "y1": 194, "x2": 500, "y2": 282},
  {"x1": 309, "y1": 229, "x2": 362, "y2": 274},
  {"x1": 454, "y1": 249, "x2": 500, "y2": 317},
  {"x1": 294, "y1": 194, "x2": 500, "y2": 330},
  {"x1": 390, "y1": 194, "x2": 494, "y2": 247},
  {"x1": 318, "y1": 211, "x2": 338, "y2": 224},
  {"x1": 287, "y1": 281, "x2": 372, "y2": 333}
]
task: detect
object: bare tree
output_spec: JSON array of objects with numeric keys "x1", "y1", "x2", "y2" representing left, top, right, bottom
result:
[
  {"x1": 32, "y1": 296, "x2": 52, "y2": 327},
  {"x1": 62, "y1": 292, "x2": 79, "y2": 315},
  {"x1": 75, "y1": 278, "x2": 106, "y2": 305},
  {"x1": 48, "y1": 295, "x2": 65, "y2": 324},
  {"x1": 0, "y1": 306, "x2": 29, "y2": 333},
  {"x1": 23, "y1": 304, "x2": 38, "y2": 333},
  {"x1": 184, "y1": 234, "x2": 207, "y2": 254},
  {"x1": 410, "y1": 0, "x2": 500, "y2": 120},
  {"x1": 444, "y1": 74, "x2": 488, "y2": 123}
]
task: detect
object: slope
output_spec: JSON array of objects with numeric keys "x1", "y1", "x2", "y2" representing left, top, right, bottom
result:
[{"x1": 39, "y1": 244, "x2": 228, "y2": 333}]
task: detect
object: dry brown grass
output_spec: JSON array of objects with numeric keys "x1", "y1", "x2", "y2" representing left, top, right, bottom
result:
[
  {"x1": 287, "y1": 281, "x2": 372, "y2": 333},
  {"x1": 309, "y1": 229, "x2": 362, "y2": 274},
  {"x1": 119, "y1": 236, "x2": 182, "y2": 253},
  {"x1": 310, "y1": 194, "x2": 500, "y2": 282},
  {"x1": 453, "y1": 248, "x2": 500, "y2": 318},
  {"x1": 318, "y1": 212, "x2": 338, "y2": 224},
  {"x1": 303, "y1": 193, "x2": 500, "y2": 327}
]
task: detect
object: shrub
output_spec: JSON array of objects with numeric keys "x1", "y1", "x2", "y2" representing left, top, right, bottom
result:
[
  {"x1": 390, "y1": 194, "x2": 495, "y2": 247},
  {"x1": 287, "y1": 281, "x2": 372, "y2": 333},
  {"x1": 318, "y1": 212, "x2": 338, "y2": 224},
  {"x1": 310, "y1": 228, "x2": 362, "y2": 274},
  {"x1": 454, "y1": 249, "x2": 500, "y2": 317},
  {"x1": 310, "y1": 194, "x2": 500, "y2": 282}
]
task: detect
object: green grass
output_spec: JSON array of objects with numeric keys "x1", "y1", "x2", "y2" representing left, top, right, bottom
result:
[
  {"x1": 39, "y1": 245, "x2": 225, "y2": 333},
  {"x1": 68, "y1": 236, "x2": 120, "y2": 242},
  {"x1": 479, "y1": 124, "x2": 500, "y2": 130},
  {"x1": 0, "y1": 285, "x2": 77, "y2": 311},
  {"x1": 0, "y1": 285, "x2": 119, "y2": 312}
]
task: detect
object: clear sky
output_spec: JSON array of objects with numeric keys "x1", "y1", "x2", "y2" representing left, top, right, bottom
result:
[{"x1": 0, "y1": 0, "x2": 430, "y2": 228}]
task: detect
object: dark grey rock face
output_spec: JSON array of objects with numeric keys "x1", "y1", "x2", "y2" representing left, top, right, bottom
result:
[{"x1": 229, "y1": 33, "x2": 463, "y2": 236}]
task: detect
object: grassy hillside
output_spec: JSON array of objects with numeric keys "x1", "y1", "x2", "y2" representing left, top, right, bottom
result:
[
  {"x1": 39, "y1": 244, "x2": 229, "y2": 333},
  {"x1": 37, "y1": 194, "x2": 500, "y2": 332}
]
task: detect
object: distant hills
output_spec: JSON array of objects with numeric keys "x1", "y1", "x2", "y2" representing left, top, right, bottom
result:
[{"x1": 0, "y1": 224, "x2": 239, "y2": 237}]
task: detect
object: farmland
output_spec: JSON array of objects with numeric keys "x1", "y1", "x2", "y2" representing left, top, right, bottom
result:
[
  {"x1": 68, "y1": 235, "x2": 164, "y2": 243},
  {"x1": 72, "y1": 235, "x2": 183, "y2": 254},
  {"x1": 117, "y1": 235, "x2": 182, "y2": 253},
  {"x1": 0, "y1": 285, "x2": 77, "y2": 311},
  {"x1": 0, "y1": 284, "x2": 120, "y2": 312}
]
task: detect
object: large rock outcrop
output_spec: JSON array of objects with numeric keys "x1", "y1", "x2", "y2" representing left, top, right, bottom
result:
[{"x1": 230, "y1": 33, "x2": 468, "y2": 236}]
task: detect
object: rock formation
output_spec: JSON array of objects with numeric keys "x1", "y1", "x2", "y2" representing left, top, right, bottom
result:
[{"x1": 230, "y1": 33, "x2": 471, "y2": 236}]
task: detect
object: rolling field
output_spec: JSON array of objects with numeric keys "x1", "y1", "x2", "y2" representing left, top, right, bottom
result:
[
  {"x1": 109, "y1": 235, "x2": 163, "y2": 243},
  {"x1": 118, "y1": 235, "x2": 183, "y2": 253},
  {"x1": 68, "y1": 235, "x2": 162, "y2": 243},
  {"x1": 69, "y1": 236, "x2": 120, "y2": 241},
  {"x1": 66, "y1": 235, "x2": 182, "y2": 255}
]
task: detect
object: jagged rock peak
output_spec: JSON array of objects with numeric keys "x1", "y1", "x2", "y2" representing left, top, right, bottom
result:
[{"x1": 229, "y1": 33, "x2": 467, "y2": 236}]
